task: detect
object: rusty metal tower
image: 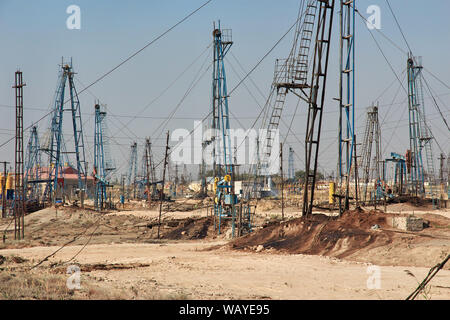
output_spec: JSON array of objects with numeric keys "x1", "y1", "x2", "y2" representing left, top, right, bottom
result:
[
  {"x1": 359, "y1": 104, "x2": 382, "y2": 204},
  {"x1": 302, "y1": 0, "x2": 335, "y2": 216},
  {"x1": 258, "y1": 1, "x2": 335, "y2": 216}
]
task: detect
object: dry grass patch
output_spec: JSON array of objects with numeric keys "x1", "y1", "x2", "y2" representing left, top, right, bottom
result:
[{"x1": 0, "y1": 270, "x2": 75, "y2": 300}]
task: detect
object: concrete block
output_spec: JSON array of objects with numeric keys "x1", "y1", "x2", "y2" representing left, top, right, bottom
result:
[{"x1": 391, "y1": 215, "x2": 424, "y2": 231}]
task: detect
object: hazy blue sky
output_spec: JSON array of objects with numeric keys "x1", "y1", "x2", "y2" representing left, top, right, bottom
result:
[{"x1": 0, "y1": 0, "x2": 449, "y2": 179}]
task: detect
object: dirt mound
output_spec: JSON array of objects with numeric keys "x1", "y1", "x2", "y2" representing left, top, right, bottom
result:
[
  {"x1": 160, "y1": 217, "x2": 216, "y2": 240},
  {"x1": 231, "y1": 210, "x2": 393, "y2": 258}
]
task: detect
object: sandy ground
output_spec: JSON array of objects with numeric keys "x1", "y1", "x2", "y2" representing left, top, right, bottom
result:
[
  {"x1": 0, "y1": 199, "x2": 448, "y2": 300},
  {"x1": 1, "y1": 241, "x2": 449, "y2": 300}
]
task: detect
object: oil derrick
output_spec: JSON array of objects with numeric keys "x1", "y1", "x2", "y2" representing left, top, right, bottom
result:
[
  {"x1": 182, "y1": 164, "x2": 188, "y2": 185},
  {"x1": 211, "y1": 21, "x2": 233, "y2": 177},
  {"x1": 288, "y1": 146, "x2": 295, "y2": 181},
  {"x1": 439, "y1": 153, "x2": 447, "y2": 205},
  {"x1": 142, "y1": 138, "x2": 157, "y2": 201},
  {"x1": 406, "y1": 55, "x2": 437, "y2": 204},
  {"x1": 42, "y1": 59, "x2": 87, "y2": 204},
  {"x1": 13, "y1": 71, "x2": 25, "y2": 240},
  {"x1": 127, "y1": 142, "x2": 138, "y2": 199},
  {"x1": 93, "y1": 103, "x2": 115, "y2": 210},
  {"x1": 359, "y1": 104, "x2": 382, "y2": 204},
  {"x1": 336, "y1": 0, "x2": 358, "y2": 214},
  {"x1": 260, "y1": 0, "x2": 319, "y2": 191},
  {"x1": 209, "y1": 21, "x2": 240, "y2": 236},
  {"x1": 302, "y1": 0, "x2": 335, "y2": 216},
  {"x1": 24, "y1": 125, "x2": 42, "y2": 201},
  {"x1": 258, "y1": 1, "x2": 335, "y2": 215},
  {"x1": 244, "y1": 137, "x2": 261, "y2": 200},
  {"x1": 138, "y1": 147, "x2": 147, "y2": 199}
]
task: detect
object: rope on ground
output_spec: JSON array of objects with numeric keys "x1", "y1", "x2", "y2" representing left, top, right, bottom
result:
[{"x1": 30, "y1": 214, "x2": 104, "y2": 270}]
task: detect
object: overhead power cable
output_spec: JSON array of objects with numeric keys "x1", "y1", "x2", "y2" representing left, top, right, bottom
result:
[
  {"x1": 111, "y1": 42, "x2": 213, "y2": 139},
  {"x1": 75, "y1": 0, "x2": 213, "y2": 98},
  {"x1": 0, "y1": 0, "x2": 212, "y2": 150},
  {"x1": 421, "y1": 75, "x2": 450, "y2": 132},
  {"x1": 385, "y1": 0, "x2": 413, "y2": 54},
  {"x1": 227, "y1": 11, "x2": 304, "y2": 97}
]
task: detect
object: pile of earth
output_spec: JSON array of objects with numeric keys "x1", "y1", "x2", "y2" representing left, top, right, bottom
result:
[{"x1": 230, "y1": 209, "x2": 394, "y2": 258}]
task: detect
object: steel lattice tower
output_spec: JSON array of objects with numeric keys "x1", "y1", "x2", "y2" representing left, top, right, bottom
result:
[
  {"x1": 142, "y1": 138, "x2": 156, "y2": 201},
  {"x1": 210, "y1": 21, "x2": 239, "y2": 236},
  {"x1": 24, "y1": 126, "x2": 42, "y2": 200},
  {"x1": 211, "y1": 21, "x2": 233, "y2": 178},
  {"x1": 406, "y1": 55, "x2": 435, "y2": 200},
  {"x1": 262, "y1": 0, "x2": 318, "y2": 183},
  {"x1": 93, "y1": 103, "x2": 110, "y2": 210},
  {"x1": 406, "y1": 55, "x2": 424, "y2": 196},
  {"x1": 43, "y1": 59, "x2": 87, "y2": 203},
  {"x1": 359, "y1": 104, "x2": 381, "y2": 204},
  {"x1": 337, "y1": 0, "x2": 358, "y2": 214},
  {"x1": 302, "y1": 0, "x2": 335, "y2": 216},
  {"x1": 406, "y1": 55, "x2": 437, "y2": 204},
  {"x1": 127, "y1": 142, "x2": 138, "y2": 199}
]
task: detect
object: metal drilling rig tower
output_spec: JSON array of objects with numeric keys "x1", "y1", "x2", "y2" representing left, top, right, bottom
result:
[
  {"x1": 211, "y1": 21, "x2": 233, "y2": 178},
  {"x1": 264, "y1": 1, "x2": 318, "y2": 160},
  {"x1": 43, "y1": 59, "x2": 87, "y2": 204},
  {"x1": 359, "y1": 104, "x2": 382, "y2": 204},
  {"x1": 127, "y1": 142, "x2": 138, "y2": 199},
  {"x1": 24, "y1": 125, "x2": 42, "y2": 201},
  {"x1": 262, "y1": 0, "x2": 319, "y2": 186},
  {"x1": 14, "y1": 71, "x2": 25, "y2": 239},
  {"x1": 210, "y1": 21, "x2": 240, "y2": 236},
  {"x1": 142, "y1": 138, "x2": 156, "y2": 201},
  {"x1": 406, "y1": 55, "x2": 437, "y2": 204},
  {"x1": 93, "y1": 103, "x2": 115, "y2": 210},
  {"x1": 337, "y1": 0, "x2": 358, "y2": 214},
  {"x1": 258, "y1": 0, "x2": 335, "y2": 216},
  {"x1": 302, "y1": 0, "x2": 335, "y2": 216}
]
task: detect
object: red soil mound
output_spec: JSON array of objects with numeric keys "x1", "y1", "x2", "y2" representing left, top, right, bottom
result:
[{"x1": 231, "y1": 210, "x2": 393, "y2": 258}]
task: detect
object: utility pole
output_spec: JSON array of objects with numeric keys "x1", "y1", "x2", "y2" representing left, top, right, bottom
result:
[
  {"x1": 145, "y1": 138, "x2": 151, "y2": 204},
  {"x1": 121, "y1": 174, "x2": 125, "y2": 208},
  {"x1": 439, "y1": 153, "x2": 445, "y2": 185},
  {"x1": 174, "y1": 163, "x2": 179, "y2": 197},
  {"x1": 0, "y1": 162, "x2": 10, "y2": 218},
  {"x1": 280, "y1": 142, "x2": 284, "y2": 220},
  {"x1": 157, "y1": 131, "x2": 170, "y2": 239},
  {"x1": 353, "y1": 134, "x2": 359, "y2": 208},
  {"x1": 14, "y1": 71, "x2": 26, "y2": 240}
]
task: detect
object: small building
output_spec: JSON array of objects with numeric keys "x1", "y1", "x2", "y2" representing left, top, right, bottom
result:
[{"x1": 37, "y1": 166, "x2": 95, "y2": 199}]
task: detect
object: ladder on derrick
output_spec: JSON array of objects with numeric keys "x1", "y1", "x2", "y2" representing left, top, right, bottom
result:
[{"x1": 264, "y1": 0, "x2": 318, "y2": 162}]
